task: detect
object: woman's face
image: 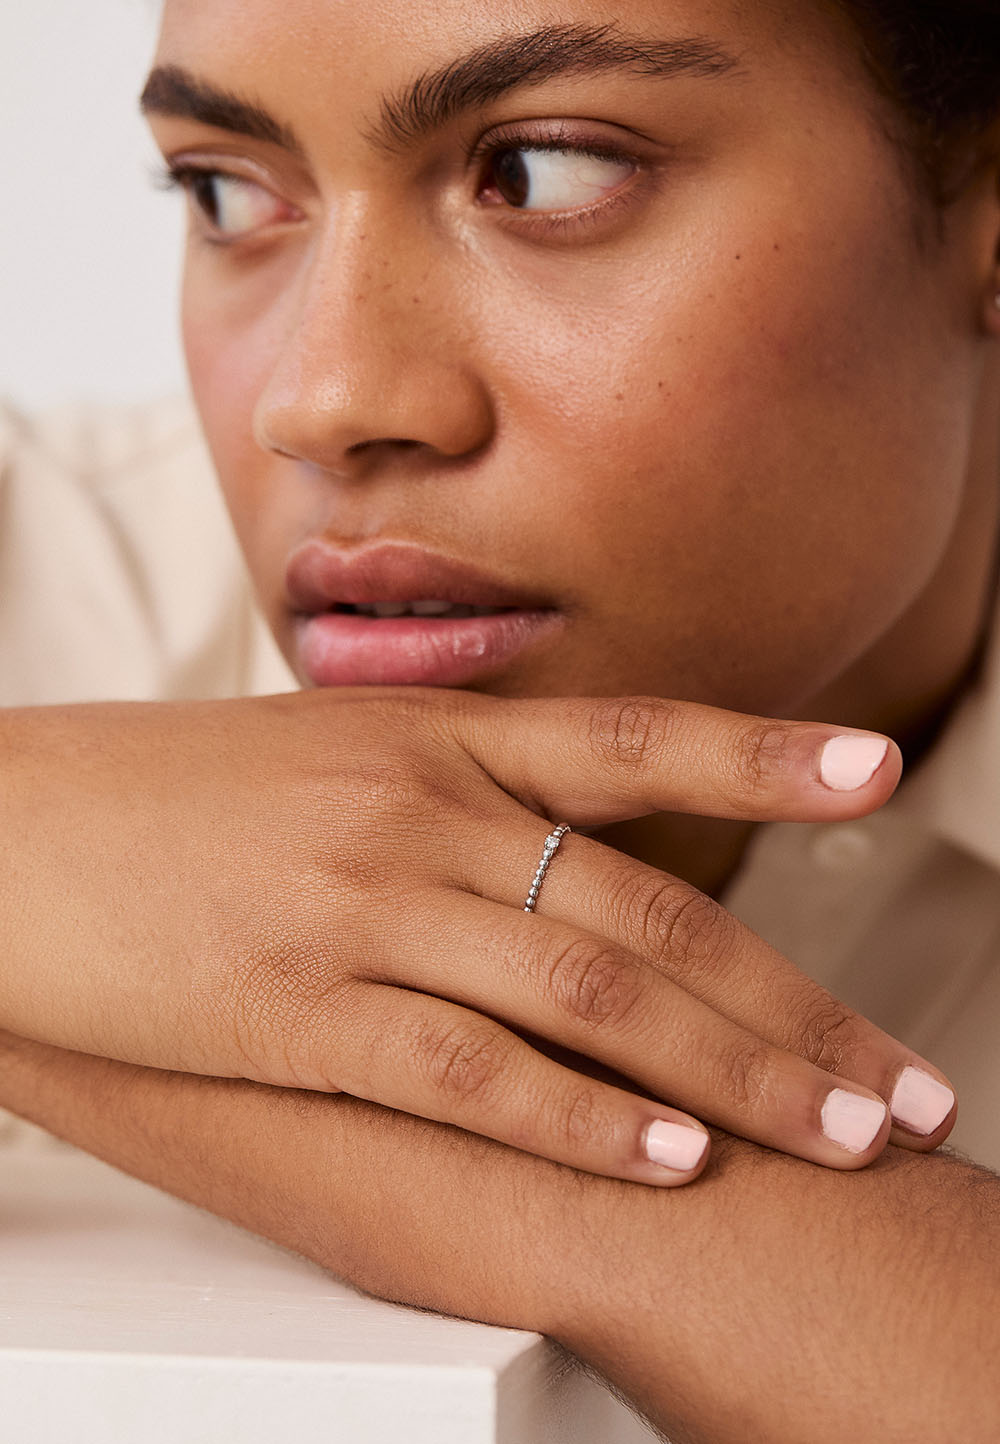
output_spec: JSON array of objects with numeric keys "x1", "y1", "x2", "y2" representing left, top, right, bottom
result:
[{"x1": 146, "y1": 0, "x2": 995, "y2": 715}]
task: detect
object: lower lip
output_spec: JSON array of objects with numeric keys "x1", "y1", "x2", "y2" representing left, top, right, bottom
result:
[{"x1": 294, "y1": 609, "x2": 564, "y2": 687}]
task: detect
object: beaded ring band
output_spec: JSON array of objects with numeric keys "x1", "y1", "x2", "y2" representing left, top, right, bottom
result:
[{"x1": 524, "y1": 825, "x2": 572, "y2": 913}]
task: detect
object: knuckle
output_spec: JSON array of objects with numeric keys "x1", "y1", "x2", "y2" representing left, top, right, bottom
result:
[
  {"x1": 346, "y1": 760, "x2": 451, "y2": 826},
  {"x1": 413, "y1": 1020, "x2": 511, "y2": 1104},
  {"x1": 215, "y1": 954, "x2": 282, "y2": 1071},
  {"x1": 719, "y1": 1040, "x2": 774, "y2": 1116},
  {"x1": 329, "y1": 759, "x2": 470, "y2": 884},
  {"x1": 556, "y1": 1087, "x2": 610, "y2": 1152},
  {"x1": 658, "y1": 887, "x2": 737, "y2": 981},
  {"x1": 219, "y1": 943, "x2": 359, "y2": 1083},
  {"x1": 728, "y1": 722, "x2": 792, "y2": 793},
  {"x1": 545, "y1": 937, "x2": 645, "y2": 1031},
  {"x1": 587, "y1": 697, "x2": 677, "y2": 775},
  {"x1": 796, "y1": 991, "x2": 859, "y2": 1073},
  {"x1": 612, "y1": 873, "x2": 707, "y2": 960}
]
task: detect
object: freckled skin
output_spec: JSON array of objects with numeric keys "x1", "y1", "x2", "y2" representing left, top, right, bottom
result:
[
  {"x1": 0, "y1": 20, "x2": 996, "y2": 1444},
  {"x1": 153, "y1": 0, "x2": 999, "y2": 752}
]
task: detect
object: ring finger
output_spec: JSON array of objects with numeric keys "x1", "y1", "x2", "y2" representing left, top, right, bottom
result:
[
  {"x1": 386, "y1": 886, "x2": 894, "y2": 1169},
  {"x1": 494, "y1": 826, "x2": 956, "y2": 1150}
]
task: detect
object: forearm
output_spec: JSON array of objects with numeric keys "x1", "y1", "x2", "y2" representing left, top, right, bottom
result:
[
  {"x1": 0, "y1": 1031, "x2": 996, "y2": 1444},
  {"x1": 573, "y1": 1138, "x2": 1000, "y2": 1444}
]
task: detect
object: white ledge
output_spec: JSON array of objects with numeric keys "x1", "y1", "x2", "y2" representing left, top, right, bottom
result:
[{"x1": 0, "y1": 1146, "x2": 652, "y2": 1443}]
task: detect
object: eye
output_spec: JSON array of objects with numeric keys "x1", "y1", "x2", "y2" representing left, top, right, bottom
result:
[
  {"x1": 160, "y1": 164, "x2": 298, "y2": 240},
  {"x1": 481, "y1": 145, "x2": 636, "y2": 212}
]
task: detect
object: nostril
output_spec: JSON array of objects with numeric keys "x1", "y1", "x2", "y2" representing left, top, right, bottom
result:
[{"x1": 346, "y1": 436, "x2": 423, "y2": 457}]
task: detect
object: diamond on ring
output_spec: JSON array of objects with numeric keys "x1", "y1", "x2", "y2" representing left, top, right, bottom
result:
[{"x1": 524, "y1": 824, "x2": 571, "y2": 913}]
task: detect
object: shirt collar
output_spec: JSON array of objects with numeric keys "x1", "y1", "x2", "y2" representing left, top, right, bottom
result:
[{"x1": 893, "y1": 583, "x2": 1000, "y2": 874}]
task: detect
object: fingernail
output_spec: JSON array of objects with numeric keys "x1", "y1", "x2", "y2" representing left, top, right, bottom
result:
[
  {"x1": 645, "y1": 1121, "x2": 709, "y2": 1172},
  {"x1": 891, "y1": 1066, "x2": 955, "y2": 1136},
  {"x1": 821, "y1": 1089, "x2": 888, "y2": 1154},
  {"x1": 820, "y1": 736, "x2": 890, "y2": 792}
]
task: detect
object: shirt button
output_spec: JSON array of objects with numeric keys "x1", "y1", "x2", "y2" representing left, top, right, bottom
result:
[{"x1": 810, "y1": 824, "x2": 875, "y2": 871}]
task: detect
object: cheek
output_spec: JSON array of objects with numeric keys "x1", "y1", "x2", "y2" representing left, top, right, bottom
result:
[
  {"x1": 490, "y1": 216, "x2": 973, "y2": 709},
  {"x1": 182, "y1": 265, "x2": 288, "y2": 589}
]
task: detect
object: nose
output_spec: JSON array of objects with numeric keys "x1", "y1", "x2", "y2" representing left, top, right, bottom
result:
[{"x1": 253, "y1": 213, "x2": 494, "y2": 476}]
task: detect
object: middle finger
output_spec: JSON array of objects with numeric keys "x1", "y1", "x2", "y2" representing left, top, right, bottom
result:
[
  {"x1": 390, "y1": 884, "x2": 893, "y2": 1170},
  {"x1": 502, "y1": 829, "x2": 957, "y2": 1149}
]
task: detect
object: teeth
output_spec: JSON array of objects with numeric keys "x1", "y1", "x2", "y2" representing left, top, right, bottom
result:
[
  {"x1": 410, "y1": 600, "x2": 453, "y2": 616},
  {"x1": 350, "y1": 601, "x2": 511, "y2": 619}
]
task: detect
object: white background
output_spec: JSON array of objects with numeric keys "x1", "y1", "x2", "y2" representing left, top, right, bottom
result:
[{"x1": 0, "y1": 0, "x2": 187, "y2": 410}]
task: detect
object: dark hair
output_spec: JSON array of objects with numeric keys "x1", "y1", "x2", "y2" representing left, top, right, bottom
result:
[{"x1": 835, "y1": 1, "x2": 1000, "y2": 198}]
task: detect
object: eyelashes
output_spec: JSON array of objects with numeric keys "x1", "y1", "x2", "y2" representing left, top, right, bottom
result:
[
  {"x1": 156, "y1": 164, "x2": 299, "y2": 242},
  {"x1": 471, "y1": 125, "x2": 640, "y2": 217},
  {"x1": 155, "y1": 127, "x2": 644, "y2": 245}
]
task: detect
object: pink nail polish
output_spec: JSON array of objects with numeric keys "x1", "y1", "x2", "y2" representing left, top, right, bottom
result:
[
  {"x1": 891, "y1": 1067, "x2": 955, "y2": 1136},
  {"x1": 645, "y1": 1121, "x2": 709, "y2": 1172},
  {"x1": 821, "y1": 1089, "x2": 887, "y2": 1154},
  {"x1": 820, "y1": 736, "x2": 889, "y2": 791}
]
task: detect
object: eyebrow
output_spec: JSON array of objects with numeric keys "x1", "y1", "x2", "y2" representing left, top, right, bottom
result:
[
  {"x1": 375, "y1": 24, "x2": 741, "y2": 150},
  {"x1": 140, "y1": 24, "x2": 740, "y2": 156},
  {"x1": 140, "y1": 66, "x2": 305, "y2": 155}
]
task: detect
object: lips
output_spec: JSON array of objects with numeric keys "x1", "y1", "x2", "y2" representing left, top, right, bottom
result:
[
  {"x1": 285, "y1": 540, "x2": 564, "y2": 687},
  {"x1": 285, "y1": 540, "x2": 554, "y2": 613}
]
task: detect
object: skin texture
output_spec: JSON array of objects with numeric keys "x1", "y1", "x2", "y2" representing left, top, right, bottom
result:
[
  {"x1": 0, "y1": 691, "x2": 938, "y2": 1184},
  {"x1": 1, "y1": 1028, "x2": 998, "y2": 1444},
  {"x1": 2, "y1": 0, "x2": 999, "y2": 1438},
  {"x1": 0, "y1": 0, "x2": 979, "y2": 1188},
  {"x1": 147, "y1": 0, "x2": 1000, "y2": 892},
  {"x1": 156, "y1": 0, "x2": 998, "y2": 724}
]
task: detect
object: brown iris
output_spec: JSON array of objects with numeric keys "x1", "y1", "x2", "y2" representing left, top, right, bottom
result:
[{"x1": 492, "y1": 150, "x2": 530, "y2": 207}]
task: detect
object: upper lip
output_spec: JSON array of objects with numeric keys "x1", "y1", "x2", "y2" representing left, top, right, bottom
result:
[{"x1": 285, "y1": 540, "x2": 555, "y2": 613}]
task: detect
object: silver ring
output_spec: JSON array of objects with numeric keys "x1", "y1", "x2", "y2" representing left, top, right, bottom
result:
[{"x1": 524, "y1": 824, "x2": 571, "y2": 913}]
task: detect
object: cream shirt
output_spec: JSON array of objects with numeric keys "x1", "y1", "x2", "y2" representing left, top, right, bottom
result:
[{"x1": 1, "y1": 399, "x2": 998, "y2": 1169}]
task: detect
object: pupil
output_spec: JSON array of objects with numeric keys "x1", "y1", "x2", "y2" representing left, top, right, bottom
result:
[
  {"x1": 493, "y1": 150, "x2": 529, "y2": 207},
  {"x1": 192, "y1": 174, "x2": 221, "y2": 226}
]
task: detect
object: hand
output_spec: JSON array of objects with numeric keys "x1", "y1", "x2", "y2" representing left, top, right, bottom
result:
[
  {"x1": 1, "y1": 1028, "x2": 994, "y2": 1444},
  {"x1": 0, "y1": 690, "x2": 954, "y2": 1184}
]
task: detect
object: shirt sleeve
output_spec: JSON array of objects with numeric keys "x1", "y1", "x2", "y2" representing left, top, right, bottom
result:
[{"x1": 0, "y1": 398, "x2": 295, "y2": 706}]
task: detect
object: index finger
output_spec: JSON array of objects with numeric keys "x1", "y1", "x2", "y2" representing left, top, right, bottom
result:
[{"x1": 456, "y1": 694, "x2": 901, "y2": 827}]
